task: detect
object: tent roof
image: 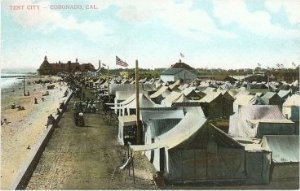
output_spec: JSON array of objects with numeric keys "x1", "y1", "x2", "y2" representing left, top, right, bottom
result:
[
  {"x1": 198, "y1": 91, "x2": 222, "y2": 103},
  {"x1": 283, "y1": 94, "x2": 300, "y2": 106},
  {"x1": 115, "y1": 91, "x2": 135, "y2": 100},
  {"x1": 229, "y1": 105, "x2": 288, "y2": 138},
  {"x1": 247, "y1": 119, "x2": 294, "y2": 124},
  {"x1": 277, "y1": 90, "x2": 292, "y2": 98},
  {"x1": 169, "y1": 79, "x2": 182, "y2": 90},
  {"x1": 242, "y1": 105, "x2": 285, "y2": 120},
  {"x1": 141, "y1": 109, "x2": 184, "y2": 123},
  {"x1": 261, "y1": 135, "x2": 299, "y2": 163},
  {"x1": 119, "y1": 93, "x2": 136, "y2": 105},
  {"x1": 181, "y1": 87, "x2": 197, "y2": 96},
  {"x1": 234, "y1": 95, "x2": 255, "y2": 105},
  {"x1": 117, "y1": 93, "x2": 158, "y2": 109},
  {"x1": 131, "y1": 107, "x2": 243, "y2": 151},
  {"x1": 127, "y1": 94, "x2": 158, "y2": 108},
  {"x1": 202, "y1": 87, "x2": 216, "y2": 94},
  {"x1": 150, "y1": 86, "x2": 169, "y2": 99},
  {"x1": 261, "y1": 92, "x2": 277, "y2": 100},
  {"x1": 109, "y1": 84, "x2": 157, "y2": 95},
  {"x1": 162, "y1": 91, "x2": 189, "y2": 104}
]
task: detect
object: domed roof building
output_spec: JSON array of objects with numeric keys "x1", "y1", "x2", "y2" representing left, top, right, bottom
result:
[{"x1": 160, "y1": 60, "x2": 197, "y2": 83}]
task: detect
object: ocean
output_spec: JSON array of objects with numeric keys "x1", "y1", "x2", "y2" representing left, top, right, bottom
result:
[{"x1": 1, "y1": 69, "x2": 37, "y2": 89}]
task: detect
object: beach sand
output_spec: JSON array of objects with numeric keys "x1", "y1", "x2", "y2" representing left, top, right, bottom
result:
[{"x1": 1, "y1": 76, "x2": 68, "y2": 189}]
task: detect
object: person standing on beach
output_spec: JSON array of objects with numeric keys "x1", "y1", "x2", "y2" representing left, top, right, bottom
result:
[{"x1": 34, "y1": 98, "x2": 38, "y2": 104}]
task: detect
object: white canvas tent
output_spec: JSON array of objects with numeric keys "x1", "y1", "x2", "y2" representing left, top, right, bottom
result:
[
  {"x1": 261, "y1": 135, "x2": 299, "y2": 163},
  {"x1": 229, "y1": 105, "x2": 295, "y2": 138},
  {"x1": 233, "y1": 94, "x2": 265, "y2": 113},
  {"x1": 140, "y1": 108, "x2": 185, "y2": 163},
  {"x1": 110, "y1": 93, "x2": 159, "y2": 116},
  {"x1": 131, "y1": 107, "x2": 256, "y2": 184},
  {"x1": 261, "y1": 135, "x2": 299, "y2": 182},
  {"x1": 149, "y1": 86, "x2": 171, "y2": 104},
  {"x1": 282, "y1": 94, "x2": 300, "y2": 120},
  {"x1": 118, "y1": 115, "x2": 137, "y2": 145},
  {"x1": 160, "y1": 91, "x2": 189, "y2": 107}
]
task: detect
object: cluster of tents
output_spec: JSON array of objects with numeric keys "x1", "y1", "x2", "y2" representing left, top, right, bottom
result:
[{"x1": 88, "y1": 75, "x2": 299, "y2": 185}]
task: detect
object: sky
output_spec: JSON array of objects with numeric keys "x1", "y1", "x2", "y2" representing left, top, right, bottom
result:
[{"x1": 1, "y1": 0, "x2": 300, "y2": 70}]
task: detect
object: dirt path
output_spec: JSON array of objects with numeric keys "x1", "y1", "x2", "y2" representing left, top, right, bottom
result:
[{"x1": 26, "y1": 88, "x2": 157, "y2": 190}]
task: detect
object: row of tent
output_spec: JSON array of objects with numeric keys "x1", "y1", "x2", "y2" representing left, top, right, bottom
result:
[
  {"x1": 93, "y1": 77, "x2": 299, "y2": 185},
  {"x1": 86, "y1": 75, "x2": 299, "y2": 93}
]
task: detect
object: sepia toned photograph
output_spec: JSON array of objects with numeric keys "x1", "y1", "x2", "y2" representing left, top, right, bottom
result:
[{"x1": 1, "y1": 0, "x2": 299, "y2": 190}]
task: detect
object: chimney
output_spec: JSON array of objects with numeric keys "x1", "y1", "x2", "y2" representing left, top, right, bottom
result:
[
  {"x1": 99, "y1": 60, "x2": 101, "y2": 69},
  {"x1": 179, "y1": 59, "x2": 181, "y2": 63}
]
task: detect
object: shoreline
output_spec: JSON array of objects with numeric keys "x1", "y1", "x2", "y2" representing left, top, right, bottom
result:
[{"x1": 1, "y1": 75, "x2": 68, "y2": 189}]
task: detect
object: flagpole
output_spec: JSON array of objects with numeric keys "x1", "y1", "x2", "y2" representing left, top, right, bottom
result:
[{"x1": 135, "y1": 60, "x2": 141, "y2": 144}]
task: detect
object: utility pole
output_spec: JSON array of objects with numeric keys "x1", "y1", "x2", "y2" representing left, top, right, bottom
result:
[{"x1": 135, "y1": 60, "x2": 141, "y2": 144}]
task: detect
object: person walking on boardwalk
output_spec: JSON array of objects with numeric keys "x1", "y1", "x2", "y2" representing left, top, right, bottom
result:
[
  {"x1": 78, "y1": 112, "x2": 85, "y2": 127},
  {"x1": 73, "y1": 112, "x2": 79, "y2": 126}
]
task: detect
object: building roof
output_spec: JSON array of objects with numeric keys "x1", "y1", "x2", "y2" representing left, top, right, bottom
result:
[
  {"x1": 161, "y1": 68, "x2": 185, "y2": 75},
  {"x1": 169, "y1": 60, "x2": 196, "y2": 71}
]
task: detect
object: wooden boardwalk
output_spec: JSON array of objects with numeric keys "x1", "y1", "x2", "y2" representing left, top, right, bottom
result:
[{"x1": 26, "y1": 88, "x2": 156, "y2": 190}]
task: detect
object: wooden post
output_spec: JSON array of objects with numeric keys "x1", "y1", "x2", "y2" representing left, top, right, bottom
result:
[
  {"x1": 23, "y1": 76, "x2": 26, "y2": 96},
  {"x1": 107, "y1": 65, "x2": 110, "y2": 96},
  {"x1": 135, "y1": 60, "x2": 141, "y2": 144}
]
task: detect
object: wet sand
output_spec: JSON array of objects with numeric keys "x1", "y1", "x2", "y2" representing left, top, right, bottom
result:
[{"x1": 1, "y1": 76, "x2": 68, "y2": 189}]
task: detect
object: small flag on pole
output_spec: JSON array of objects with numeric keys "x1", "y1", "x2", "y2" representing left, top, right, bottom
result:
[
  {"x1": 116, "y1": 56, "x2": 128, "y2": 67},
  {"x1": 257, "y1": 63, "x2": 261, "y2": 67},
  {"x1": 102, "y1": 63, "x2": 106, "y2": 67},
  {"x1": 292, "y1": 62, "x2": 296, "y2": 67},
  {"x1": 180, "y1": 53, "x2": 184, "y2": 58}
]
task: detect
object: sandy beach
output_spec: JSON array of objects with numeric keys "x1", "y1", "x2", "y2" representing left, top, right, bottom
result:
[{"x1": 1, "y1": 76, "x2": 68, "y2": 189}]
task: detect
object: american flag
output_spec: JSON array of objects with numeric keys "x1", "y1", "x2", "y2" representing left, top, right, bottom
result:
[
  {"x1": 102, "y1": 63, "x2": 106, "y2": 67},
  {"x1": 180, "y1": 53, "x2": 184, "y2": 57},
  {"x1": 257, "y1": 63, "x2": 261, "y2": 67},
  {"x1": 116, "y1": 56, "x2": 128, "y2": 67}
]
